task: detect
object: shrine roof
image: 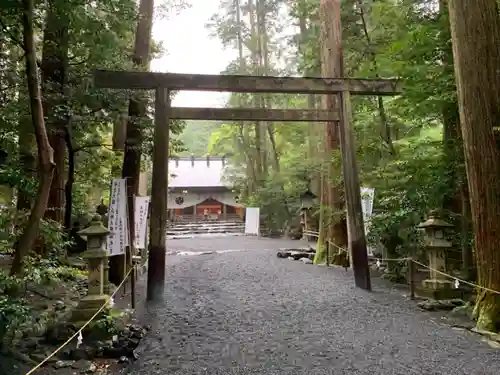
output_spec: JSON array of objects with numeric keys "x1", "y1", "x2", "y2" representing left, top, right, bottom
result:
[{"x1": 168, "y1": 156, "x2": 229, "y2": 188}]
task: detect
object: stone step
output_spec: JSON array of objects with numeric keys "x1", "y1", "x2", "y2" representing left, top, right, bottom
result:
[
  {"x1": 167, "y1": 222, "x2": 244, "y2": 228},
  {"x1": 169, "y1": 218, "x2": 243, "y2": 224},
  {"x1": 168, "y1": 221, "x2": 245, "y2": 228},
  {"x1": 167, "y1": 232, "x2": 245, "y2": 239},
  {"x1": 168, "y1": 227, "x2": 243, "y2": 231},
  {"x1": 167, "y1": 228, "x2": 245, "y2": 235},
  {"x1": 167, "y1": 220, "x2": 245, "y2": 237},
  {"x1": 169, "y1": 223, "x2": 244, "y2": 229}
]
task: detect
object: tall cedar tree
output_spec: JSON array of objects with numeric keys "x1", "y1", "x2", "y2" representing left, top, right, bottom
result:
[{"x1": 448, "y1": 0, "x2": 500, "y2": 331}]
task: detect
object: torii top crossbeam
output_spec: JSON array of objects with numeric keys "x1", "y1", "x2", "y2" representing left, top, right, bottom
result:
[{"x1": 93, "y1": 70, "x2": 401, "y2": 95}]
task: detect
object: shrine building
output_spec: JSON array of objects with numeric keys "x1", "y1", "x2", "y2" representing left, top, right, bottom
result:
[{"x1": 167, "y1": 156, "x2": 244, "y2": 221}]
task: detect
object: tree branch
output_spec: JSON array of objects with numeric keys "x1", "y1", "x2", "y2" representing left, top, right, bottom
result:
[
  {"x1": 0, "y1": 16, "x2": 24, "y2": 51},
  {"x1": 74, "y1": 143, "x2": 113, "y2": 153},
  {"x1": 356, "y1": 0, "x2": 396, "y2": 155},
  {"x1": 0, "y1": 15, "x2": 42, "y2": 68}
]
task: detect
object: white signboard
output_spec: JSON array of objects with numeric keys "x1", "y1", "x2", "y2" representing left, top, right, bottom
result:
[
  {"x1": 346, "y1": 187, "x2": 376, "y2": 259},
  {"x1": 106, "y1": 178, "x2": 129, "y2": 255},
  {"x1": 245, "y1": 207, "x2": 260, "y2": 236},
  {"x1": 124, "y1": 195, "x2": 130, "y2": 247},
  {"x1": 361, "y1": 187, "x2": 375, "y2": 257},
  {"x1": 134, "y1": 196, "x2": 150, "y2": 249},
  {"x1": 361, "y1": 187, "x2": 375, "y2": 238}
]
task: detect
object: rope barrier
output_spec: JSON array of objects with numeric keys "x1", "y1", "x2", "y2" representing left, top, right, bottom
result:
[
  {"x1": 302, "y1": 230, "x2": 348, "y2": 256},
  {"x1": 302, "y1": 230, "x2": 411, "y2": 262},
  {"x1": 303, "y1": 230, "x2": 349, "y2": 255},
  {"x1": 301, "y1": 229, "x2": 500, "y2": 297},
  {"x1": 25, "y1": 261, "x2": 146, "y2": 375},
  {"x1": 376, "y1": 257, "x2": 411, "y2": 262},
  {"x1": 411, "y1": 259, "x2": 500, "y2": 296}
]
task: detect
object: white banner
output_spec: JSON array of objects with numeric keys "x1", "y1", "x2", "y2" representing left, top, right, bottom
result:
[
  {"x1": 106, "y1": 179, "x2": 129, "y2": 256},
  {"x1": 346, "y1": 187, "x2": 375, "y2": 259},
  {"x1": 124, "y1": 193, "x2": 130, "y2": 247},
  {"x1": 121, "y1": 180, "x2": 130, "y2": 247},
  {"x1": 361, "y1": 187, "x2": 375, "y2": 238},
  {"x1": 134, "y1": 196, "x2": 150, "y2": 249},
  {"x1": 245, "y1": 207, "x2": 260, "y2": 236}
]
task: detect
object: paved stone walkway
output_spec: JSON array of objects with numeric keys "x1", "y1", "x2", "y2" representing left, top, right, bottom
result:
[{"x1": 123, "y1": 236, "x2": 500, "y2": 375}]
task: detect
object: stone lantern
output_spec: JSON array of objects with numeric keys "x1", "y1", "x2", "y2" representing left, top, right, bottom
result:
[
  {"x1": 300, "y1": 189, "x2": 316, "y2": 241},
  {"x1": 71, "y1": 216, "x2": 111, "y2": 322},
  {"x1": 417, "y1": 211, "x2": 460, "y2": 299}
]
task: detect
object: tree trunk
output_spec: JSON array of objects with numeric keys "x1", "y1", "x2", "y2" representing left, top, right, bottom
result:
[
  {"x1": 113, "y1": 0, "x2": 154, "y2": 285},
  {"x1": 257, "y1": 0, "x2": 275, "y2": 172},
  {"x1": 315, "y1": 0, "x2": 347, "y2": 265},
  {"x1": 248, "y1": 0, "x2": 263, "y2": 185},
  {"x1": 235, "y1": 0, "x2": 256, "y2": 194},
  {"x1": 63, "y1": 125, "x2": 75, "y2": 230},
  {"x1": 17, "y1": 99, "x2": 36, "y2": 211},
  {"x1": 256, "y1": 0, "x2": 268, "y2": 178},
  {"x1": 448, "y1": 0, "x2": 500, "y2": 331},
  {"x1": 297, "y1": 1, "x2": 321, "y2": 197},
  {"x1": 257, "y1": 0, "x2": 290, "y2": 223},
  {"x1": 40, "y1": 2, "x2": 70, "y2": 223},
  {"x1": 297, "y1": 6, "x2": 317, "y2": 163},
  {"x1": 439, "y1": 0, "x2": 473, "y2": 280},
  {"x1": 11, "y1": 0, "x2": 55, "y2": 275},
  {"x1": 296, "y1": 0, "x2": 323, "y2": 255}
]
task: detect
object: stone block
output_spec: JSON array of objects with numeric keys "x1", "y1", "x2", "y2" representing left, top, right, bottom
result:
[
  {"x1": 415, "y1": 286, "x2": 464, "y2": 300},
  {"x1": 422, "y1": 278, "x2": 453, "y2": 290},
  {"x1": 71, "y1": 294, "x2": 109, "y2": 322}
]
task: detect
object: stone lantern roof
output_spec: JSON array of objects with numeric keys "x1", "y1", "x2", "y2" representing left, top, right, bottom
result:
[
  {"x1": 417, "y1": 210, "x2": 453, "y2": 229},
  {"x1": 78, "y1": 216, "x2": 110, "y2": 238}
]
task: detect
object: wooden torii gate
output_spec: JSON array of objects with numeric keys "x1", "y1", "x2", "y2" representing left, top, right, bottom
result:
[{"x1": 93, "y1": 70, "x2": 401, "y2": 301}]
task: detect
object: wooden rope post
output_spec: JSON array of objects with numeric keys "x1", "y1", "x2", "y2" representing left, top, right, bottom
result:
[{"x1": 408, "y1": 257, "x2": 415, "y2": 300}]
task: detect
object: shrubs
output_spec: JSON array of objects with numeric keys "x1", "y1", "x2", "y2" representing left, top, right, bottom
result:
[
  {"x1": 0, "y1": 206, "x2": 86, "y2": 349},
  {"x1": 0, "y1": 272, "x2": 30, "y2": 348}
]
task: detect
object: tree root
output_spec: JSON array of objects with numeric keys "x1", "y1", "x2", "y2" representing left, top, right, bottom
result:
[
  {"x1": 472, "y1": 290, "x2": 500, "y2": 332},
  {"x1": 1, "y1": 348, "x2": 38, "y2": 365}
]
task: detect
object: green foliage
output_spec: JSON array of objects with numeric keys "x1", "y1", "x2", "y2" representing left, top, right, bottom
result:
[
  {"x1": 0, "y1": 205, "x2": 83, "y2": 345},
  {"x1": 0, "y1": 0, "x2": 194, "y2": 352},
  {"x1": 0, "y1": 162, "x2": 37, "y2": 198},
  {"x1": 0, "y1": 0, "x2": 476, "y2": 338},
  {"x1": 0, "y1": 208, "x2": 72, "y2": 256},
  {"x1": 91, "y1": 310, "x2": 121, "y2": 336},
  {"x1": 178, "y1": 120, "x2": 221, "y2": 156},
  {"x1": 0, "y1": 290, "x2": 30, "y2": 348},
  {"x1": 0, "y1": 259, "x2": 87, "y2": 348},
  {"x1": 365, "y1": 130, "x2": 449, "y2": 252},
  {"x1": 190, "y1": 0, "x2": 468, "y2": 253},
  {"x1": 0, "y1": 248, "x2": 85, "y2": 348}
]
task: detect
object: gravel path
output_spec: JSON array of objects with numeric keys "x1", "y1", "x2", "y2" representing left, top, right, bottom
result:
[{"x1": 123, "y1": 236, "x2": 500, "y2": 375}]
